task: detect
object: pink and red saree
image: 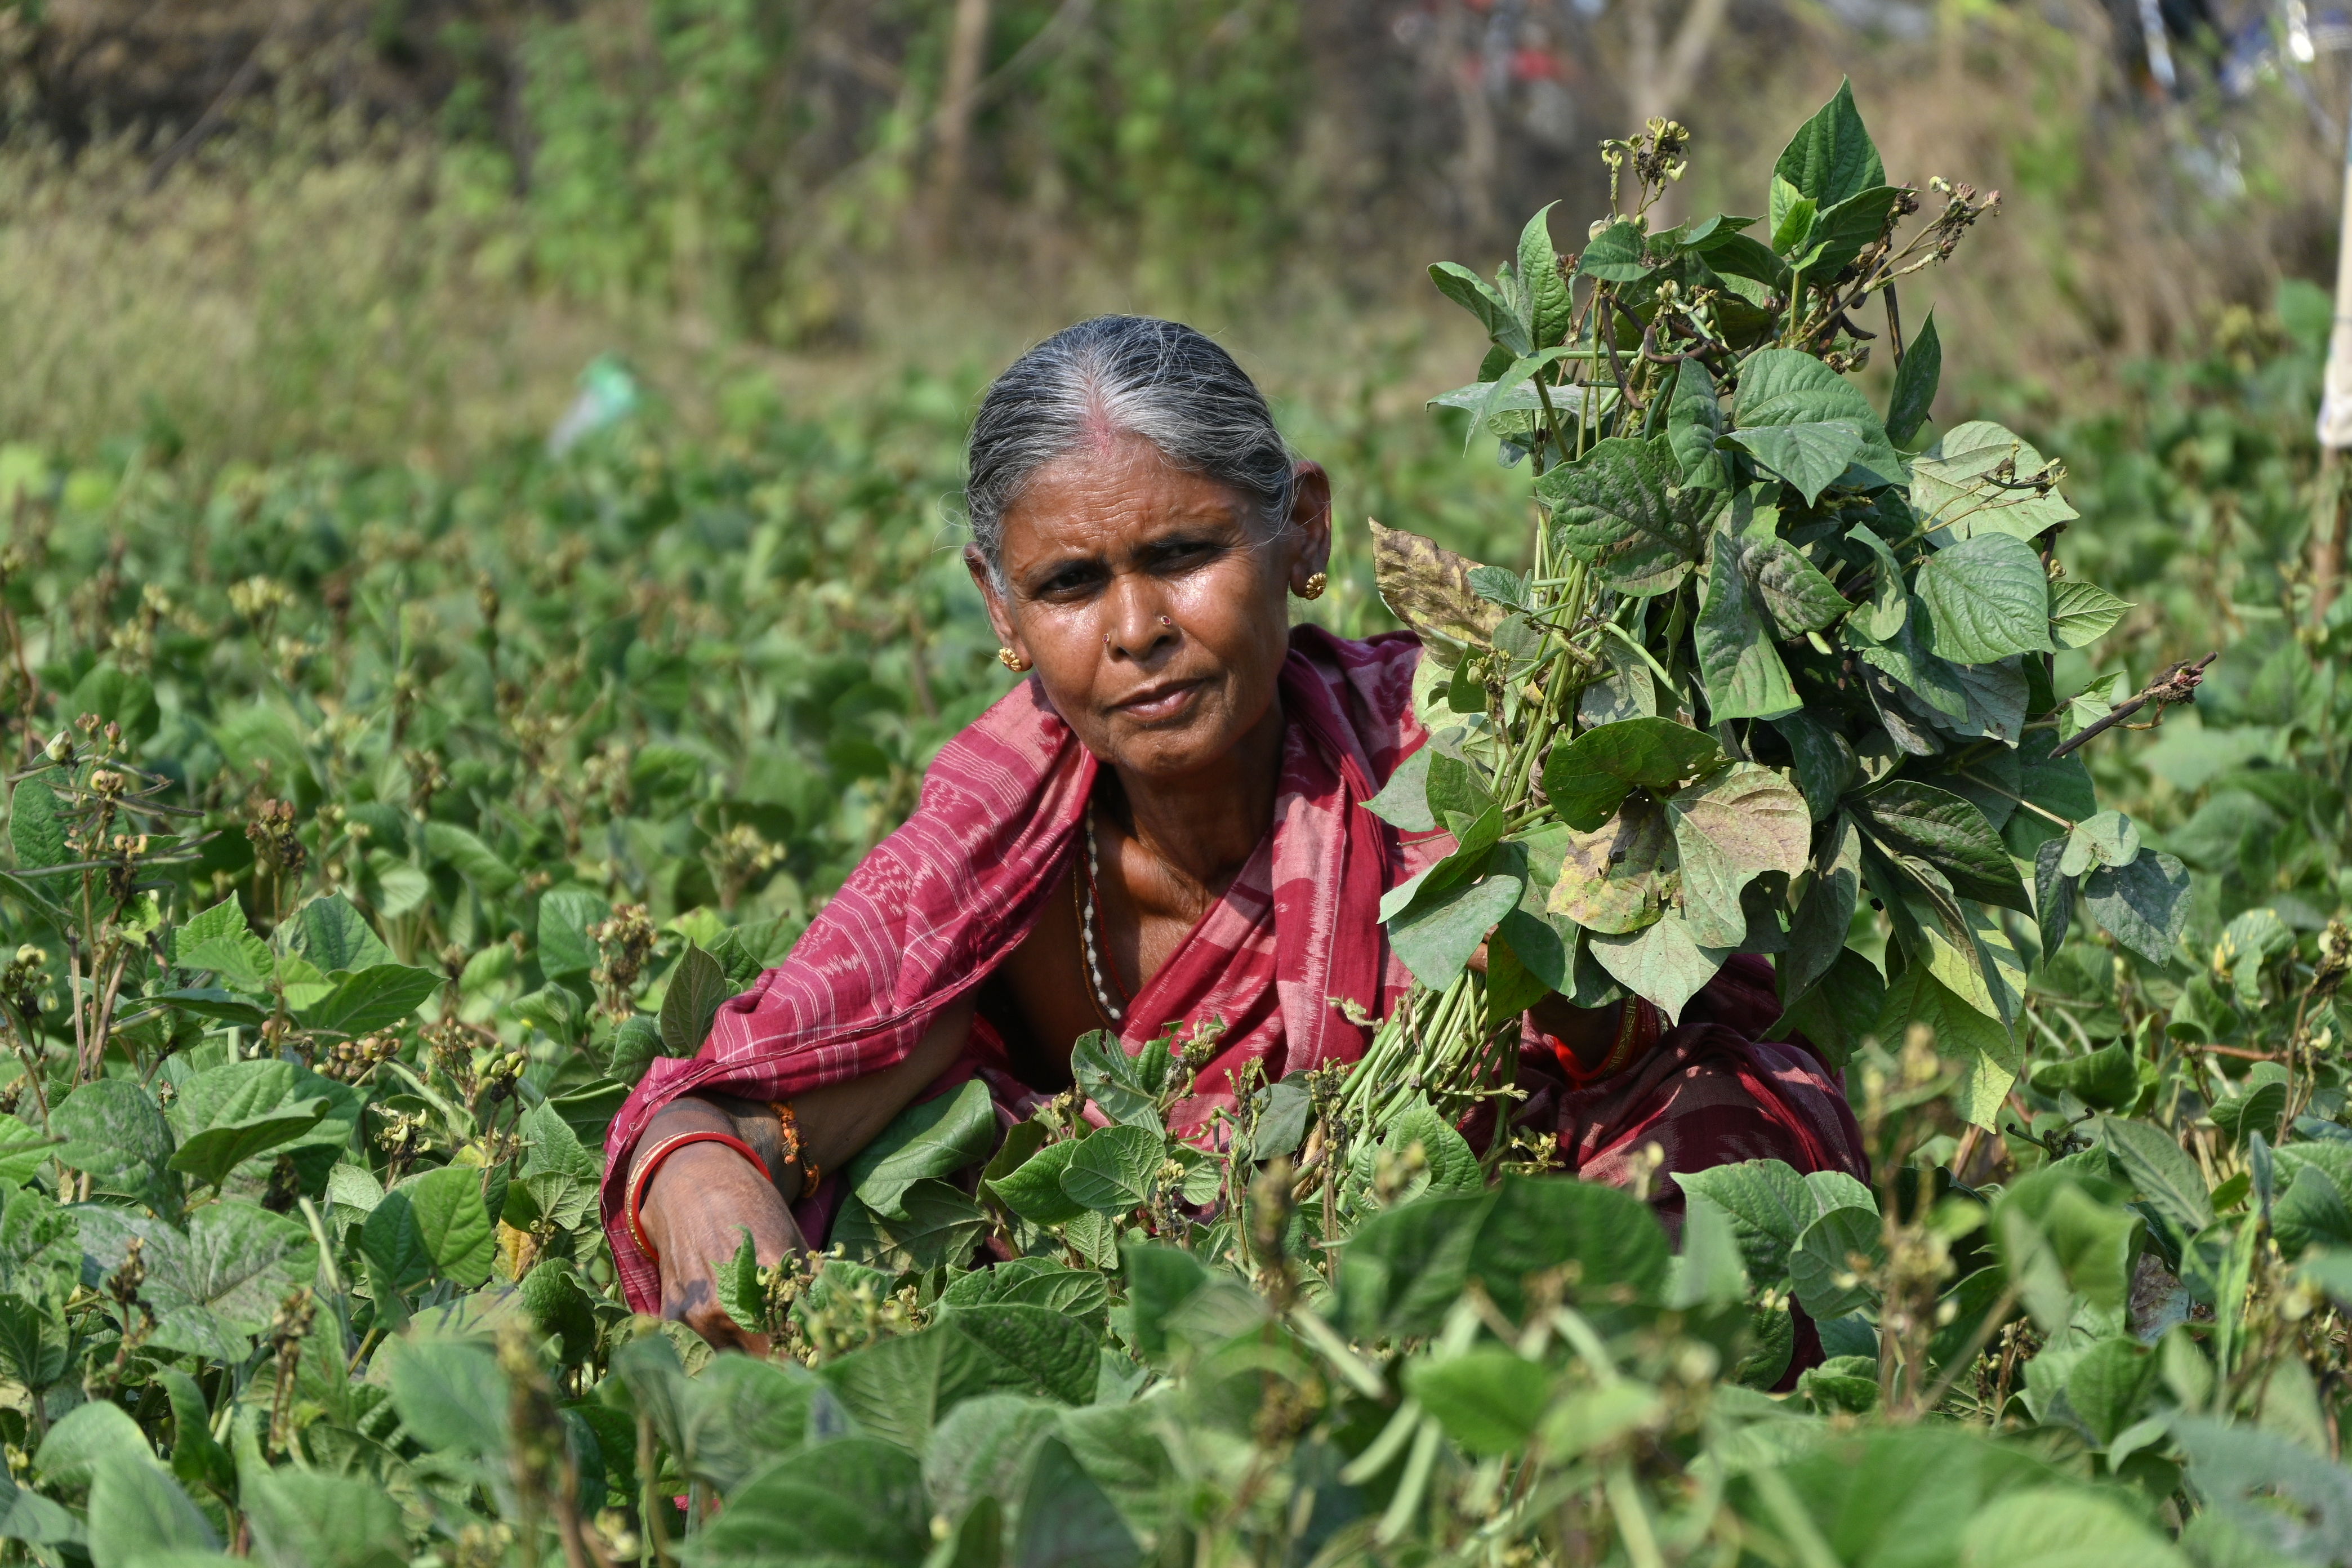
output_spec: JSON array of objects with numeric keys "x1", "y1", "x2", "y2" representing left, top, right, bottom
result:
[{"x1": 600, "y1": 627, "x2": 1865, "y2": 1315}]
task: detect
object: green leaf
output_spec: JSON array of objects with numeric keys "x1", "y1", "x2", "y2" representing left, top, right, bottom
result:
[
  {"x1": 2097, "y1": 1116, "x2": 2214, "y2": 1233},
  {"x1": 1834, "y1": 531, "x2": 1909, "y2": 649},
  {"x1": 1666, "y1": 358, "x2": 1727, "y2": 488},
  {"x1": 1058, "y1": 1124, "x2": 1165, "y2": 1213},
  {"x1": 831, "y1": 1181, "x2": 990, "y2": 1274},
  {"x1": 1551, "y1": 792, "x2": 1676, "y2": 935},
  {"x1": 536, "y1": 888, "x2": 609, "y2": 980},
  {"x1": 82, "y1": 1200, "x2": 318, "y2": 1343},
  {"x1": 1388, "y1": 863, "x2": 1524, "y2": 990},
  {"x1": 1910, "y1": 420, "x2": 2078, "y2": 541},
  {"x1": 1994, "y1": 1169, "x2": 2141, "y2": 1333},
  {"x1": 1469, "y1": 349, "x2": 1580, "y2": 443},
  {"x1": 2032, "y1": 1044, "x2": 2139, "y2": 1111},
  {"x1": 1472, "y1": 1173, "x2": 1671, "y2": 1318},
  {"x1": 1542, "y1": 1380, "x2": 1668, "y2": 1458},
  {"x1": 172, "y1": 897, "x2": 273, "y2": 991},
  {"x1": 1673, "y1": 1158, "x2": 1820, "y2": 1284},
  {"x1": 1541, "y1": 717, "x2": 1724, "y2": 831},
  {"x1": 1747, "y1": 534, "x2": 1850, "y2": 638},
  {"x1": 1428, "y1": 262, "x2": 1531, "y2": 356},
  {"x1": 0, "y1": 1294, "x2": 66, "y2": 1391},
  {"x1": 1876, "y1": 963, "x2": 2020, "y2": 1128},
  {"x1": 1916, "y1": 532, "x2": 2055, "y2": 663},
  {"x1": 1011, "y1": 1436, "x2": 1139, "y2": 1568},
  {"x1": 242, "y1": 1468, "x2": 406, "y2": 1568},
  {"x1": 167, "y1": 1098, "x2": 327, "y2": 1191},
  {"x1": 1966, "y1": 1484, "x2": 2186, "y2": 1568},
  {"x1": 1789, "y1": 1205, "x2": 1884, "y2": 1320},
  {"x1": 2047, "y1": 578, "x2": 2131, "y2": 649},
  {"x1": 1768, "y1": 179, "x2": 1818, "y2": 256},
  {"x1": 7, "y1": 779, "x2": 65, "y2": 871},
  {"x1": 1776, "y1": 947, "x2": 1885, "y2": 1070},
  {"x1": 702, "y1": 1440, "x2": 930, "y2": 1560},
  {"x1": 1407, "y1": 1349, "x2": 1553, "y2": 1455},
  {"x1": 936, "y1": 1304, "x2": 1102, "y2": 1406},
  {"x1": 1068, "y1": 1031, "x2": 1164, "y2": 1133},
  {"x1": 1576, "y1": 219, "x2": 1652, "y2": 283},
  {"x1": 420, "y1": 821, "x2": 516, "y2": 895},
  {"x1": 847, "y1": 1079, "x2": 999, "y2": 1220},
  {"x1": 1587, "y1": 912, "x2": 1730, "y2": 1024},
  {"x1": 387, "y1": 1337, "x2": 506, "y2": 1454},
  {"x1": 658, "y1": 941, "x2": 731, "y2": 1057},
  {"x1": 1518, "y1": 203, "x2": 1574, "y2": 345},
  {"x1": 2082, "y1": 852, "x2": 2190, "y2": 966},
  {"x1": 2170, "y1": 1418, "x2": 2352, "y2": 1566},
  {"x1": 87, "y1": 1457, "x2": 219, "y2": 1567},
  {"x1": 1730, "y1": 350, "x2": 1893, "y2": 504},
  {"x1": 292, "y1": 893, "x2": 393, "y2": 974},
  {"x1": 2272, "y1": 1165, "x2": 2352, "y2": 1259},
  {"x1": 1695, "y1": 513, "x2": 1802, "y2": 723},
  {"x1": 1773, "y1": 78, "x2": 1886, "y2": 207},
  {"x1": 923, "y1": 1395, "x2": 1058, "y2": 1536},
  {"x1": 1338, "y1": 1190, "x2": 1493, "y2": 1340},
  {"x1": 714, "y1": 1226, "x2": 765, "y2": 1335},
  {"x1": 1847, "y1": 782, "x2": 2030, "y2": 912},
  {"x1": 154, "y1": 1369, "x2": 229, "y2": 1499},
  {"x1": 35, "y1": 1399, "x2": 153, "y2": 1487},
  {"x1": 1886, "y1": 311, "x2": 1943, "y2": 444},
  {"x1": 1782, "y1": 817, "x2": 1862, "y2": 1001},
  {"x1": 53, "y1": 1078, "x2": 173, "y2": 1181},
  {"x1": 1379, "y1": 1100, "x2": 1483, "y2": 1197},
  {"x1": 295, "y1": 963, "x2": 439, "y2": 1038},
  {"x1": 1801, "y1": 184, "x2": 1903, "y2": 277},
  {"x1": 400, "y1": 1165, "x2": 496, "y2": 1288},
  {"x1": 1667, "y1": 763, "x2": 1811, "y2": 948},
  {"x1": 2058, "y1": 810, "x2": 2140, "y2": 878},
  {"x1": 985, "y1": 1139, "x2": 1090, "y2": 1226},
  {"x1": 1538, "y1": 435, "x2": 1718, "y2": 597}
]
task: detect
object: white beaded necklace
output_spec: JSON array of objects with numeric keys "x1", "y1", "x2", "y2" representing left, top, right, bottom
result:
[{"x1": 1077, "y1": 803, "x2": 1126, "y2": 1029}]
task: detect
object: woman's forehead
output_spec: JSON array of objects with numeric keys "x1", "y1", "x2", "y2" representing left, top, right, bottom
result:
[{"x1": 1001, "y1": 435, "x2": 1252, "y2": 555}]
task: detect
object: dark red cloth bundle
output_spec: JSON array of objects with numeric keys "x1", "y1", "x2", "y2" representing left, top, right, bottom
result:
[{"x1": 599, "y1": 627, "x2": 1865, "y2": 1315}]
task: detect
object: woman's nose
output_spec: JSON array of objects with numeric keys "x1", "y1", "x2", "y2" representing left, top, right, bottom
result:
[{"x1": 1102, "y1": 576, "x2": 1177, "y2": 661}]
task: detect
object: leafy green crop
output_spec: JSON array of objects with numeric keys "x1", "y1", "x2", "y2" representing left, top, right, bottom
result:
[
  {"x1": 1350, "y1": 89, "x2": 2180, "y2": 1140},
  {"x1": 0, "y1": 84, "x2": 2341, "y2": 1568}
]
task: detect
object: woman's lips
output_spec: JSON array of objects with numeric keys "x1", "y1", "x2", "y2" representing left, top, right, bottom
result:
[{"x1": 1113, "y1": 678, "x2": 1204, "y2": 723}]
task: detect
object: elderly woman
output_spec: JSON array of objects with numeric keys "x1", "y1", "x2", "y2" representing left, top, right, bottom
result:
[{"x1": 602, "y1": 317, "x2": 1865, "y2": 1349}]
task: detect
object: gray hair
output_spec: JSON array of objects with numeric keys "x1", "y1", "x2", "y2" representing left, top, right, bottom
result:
[{"x1": 964, "y1": 316, "x2": 1297, "y2": 587}]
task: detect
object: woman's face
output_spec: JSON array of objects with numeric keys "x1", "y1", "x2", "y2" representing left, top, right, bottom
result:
[{"x1": 970, "y1": 432, "x2": 1332, "y2": 783}]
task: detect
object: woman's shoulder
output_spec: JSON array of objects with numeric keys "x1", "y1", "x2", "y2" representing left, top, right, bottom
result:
[{"x1": 1285, "y1": 625, "x2": 1426, "y2": 785}]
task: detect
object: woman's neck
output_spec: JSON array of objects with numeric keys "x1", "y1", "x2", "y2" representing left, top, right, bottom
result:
[{"x1": 1104, "y1": 696, "x2": 1285, "y2": 902}]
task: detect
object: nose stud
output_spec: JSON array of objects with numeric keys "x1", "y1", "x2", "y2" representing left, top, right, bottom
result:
[{"x1": 1158, "y1": 615, "x2": 1172, "y2": 626}]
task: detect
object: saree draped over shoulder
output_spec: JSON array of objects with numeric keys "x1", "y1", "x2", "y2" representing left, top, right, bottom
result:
[{"x1": 600, "y1": 626, "x2": 1866, "y2": 1314}]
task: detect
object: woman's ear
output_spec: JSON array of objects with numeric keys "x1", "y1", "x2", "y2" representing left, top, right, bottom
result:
[
  {"x1": 1286, "y1": 461, "x2": 1334, "y2": 589},
  {"x1": 965, "y1": 546, "x2": 1023, "y2": 657}
]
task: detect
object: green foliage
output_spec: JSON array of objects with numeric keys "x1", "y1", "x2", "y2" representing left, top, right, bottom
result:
[{"x1": 0, "y1": 81, "x2": 2346, "y2": 1568}]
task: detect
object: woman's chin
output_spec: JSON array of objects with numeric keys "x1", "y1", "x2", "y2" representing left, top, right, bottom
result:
[{"x1": 1097, "y1": 713, "x2": 1244, "y2": 781}]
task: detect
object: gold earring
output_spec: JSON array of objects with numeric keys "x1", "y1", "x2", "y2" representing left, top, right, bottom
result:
[
  {"x1": 1294, "y1": 572, "x2": 1328, "y2": 601},
  {"x1": 997, "y1": 647, "x2": 1031, "y2": 672}
]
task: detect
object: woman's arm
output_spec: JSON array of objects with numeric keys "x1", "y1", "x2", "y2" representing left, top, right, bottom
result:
[{"x1": 632, "y1": 996, "x2": 977, "y2": 1351}]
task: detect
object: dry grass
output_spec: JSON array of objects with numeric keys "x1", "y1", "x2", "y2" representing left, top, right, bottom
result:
[{"x1": 0, "y1": 15, "x2": 2341, "y2": 467}]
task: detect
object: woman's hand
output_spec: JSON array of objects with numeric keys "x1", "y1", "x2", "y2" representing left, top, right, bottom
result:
[{"x1": 638, "y1": 1138, "x2": 803, "y2": 1354}]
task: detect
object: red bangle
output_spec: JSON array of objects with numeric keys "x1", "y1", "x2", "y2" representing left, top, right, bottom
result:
[{"x1": 624, "y1": 1130, "x2": 772, "y2": 1267}]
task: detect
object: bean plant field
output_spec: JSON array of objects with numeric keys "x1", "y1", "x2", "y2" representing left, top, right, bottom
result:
[{"x1": 1, "y1": 90, "x2": 2351, "y2": 1568}]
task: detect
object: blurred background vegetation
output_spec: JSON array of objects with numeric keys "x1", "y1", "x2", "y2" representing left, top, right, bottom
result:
[{"x1": 0, "y1": 0, "x2": 2342, "y2": 467}]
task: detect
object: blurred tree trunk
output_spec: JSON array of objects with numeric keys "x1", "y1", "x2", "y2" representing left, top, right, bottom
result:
[
  {"x1": 930, "y1": 0, "x2": 991, "y2": 239},
  {"x1": 1622, "y1": 0, "x2": 1730, "y2": 223}
]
